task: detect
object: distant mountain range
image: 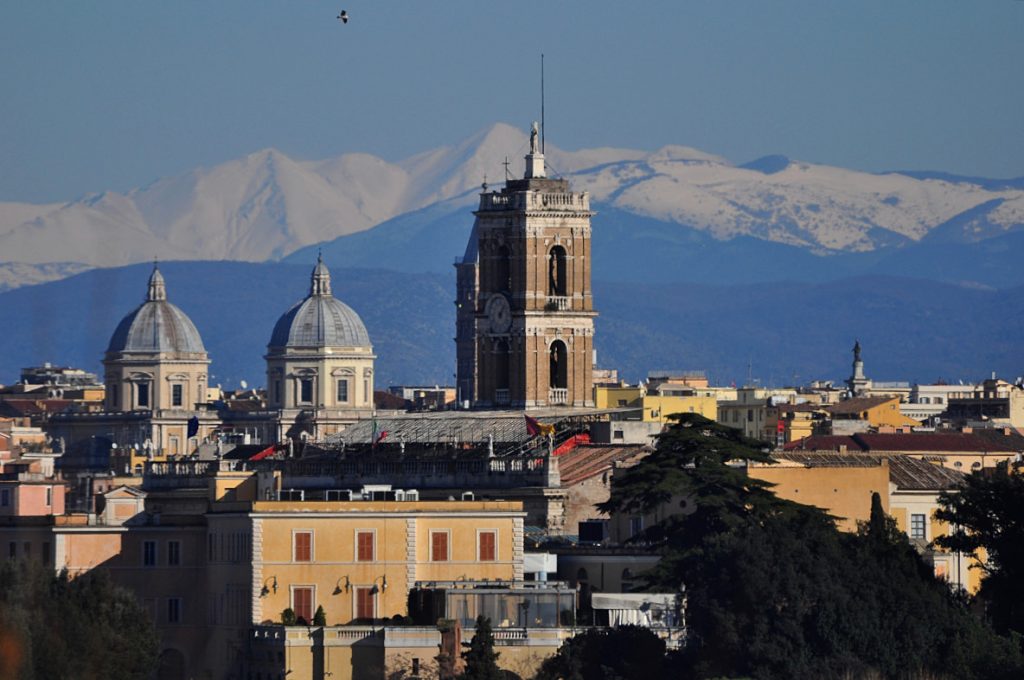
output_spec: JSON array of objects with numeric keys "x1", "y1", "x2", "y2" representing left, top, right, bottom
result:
[
  {"x1": 2, "y1": 126, "x2": 1023, "y2": 388},
  {"x1": 2, "y1": 123, "x2": 1024, "y2": 290},
  {"x1": 0, "y1": 262, "x2": 1021, "y2": 390}
]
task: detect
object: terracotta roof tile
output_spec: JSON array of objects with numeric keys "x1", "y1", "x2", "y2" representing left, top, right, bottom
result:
[
  {"x1": 772, "y1": 451, "x2": 964, "y2": 490},
  {"x1": 558, "y1": 445, "x2": 649, "y2": 487},
  {"x1": 785, "y1": 431, "x2": 1024, "y2": 454}
]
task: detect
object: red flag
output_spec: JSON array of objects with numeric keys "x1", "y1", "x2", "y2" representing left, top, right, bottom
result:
[
  {"x1": 250, "y1": 443, "x2": 279, "y2": 461},
  {"x1": 375, "y1": 430, "x2": 388, "y2": 444}
]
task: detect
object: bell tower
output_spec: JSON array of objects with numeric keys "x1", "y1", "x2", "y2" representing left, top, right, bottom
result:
[{"x1": 455, "y1": 123, "x2": 596, "y2": 408}]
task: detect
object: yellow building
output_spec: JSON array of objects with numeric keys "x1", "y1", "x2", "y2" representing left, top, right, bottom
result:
[
  {"x1": 826, "y1": 396, "x2": 921, "y2": 432},
  {"x1": 593, "y1": 385, "x2": 716, "y2": 423},
  {"x1": 1, "y1": 462, "x2": 531, "y2": 679},
  {"x1": 593, "y1": 385, "x2": 642, "y2": 410},
  {"x1": 752, "y1": 452, "x2": 978, "y2": 592}
]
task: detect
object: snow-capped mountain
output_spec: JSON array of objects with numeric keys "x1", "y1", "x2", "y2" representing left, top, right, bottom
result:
[{"x1": 1, "y1": 123, "x2": 1023, "y2": 272}]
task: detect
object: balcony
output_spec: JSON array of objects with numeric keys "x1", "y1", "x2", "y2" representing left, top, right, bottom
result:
[
  {"x1": 548, "y1": 388, "x2": 568, "y2": 405},
  {"x1": 545, "y1": 296, "x2": 569, "y2": 311}
]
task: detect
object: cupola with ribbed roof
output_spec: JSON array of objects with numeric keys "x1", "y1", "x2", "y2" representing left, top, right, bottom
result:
[
  {"x1": 265, "y1": 256, "x2": 375, "y2": 419},
  {"x1": 103, "y1": 265, "x2": 209, "y2": 413}
]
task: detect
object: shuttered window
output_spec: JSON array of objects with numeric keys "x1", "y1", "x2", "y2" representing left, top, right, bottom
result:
[
  {"x1": 430, "y1": 531, "x2": 449, "y2": 562},
  {"x1": 355, "y1": 586, "x2": 375, "y2": 620},
  {"x1": 356, "y1": 531, "x2": 374, "y2": 562},
  {"x1": 479, "y1": 531, "x2": 496, "y2": 562},
  {"x1": 292, "y1": 587, "x2": 313, "y2": 624},
  {"x1": 294, "y1": 531, "x2": 312, "y2": 562}
]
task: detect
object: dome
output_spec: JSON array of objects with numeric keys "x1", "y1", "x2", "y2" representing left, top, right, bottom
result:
[
  {"x1": 106, "y1": 267, "x2": 206, "y2": 355},
  {"x1": 268, "y1": 257, "x2": 371, "y2": 350}
]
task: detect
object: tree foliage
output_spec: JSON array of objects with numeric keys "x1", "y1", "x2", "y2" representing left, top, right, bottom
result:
[
  {"x1": 534, "y1": 626, "x2": 670, "y2": 680},
  {"x1": 0, "y1": 559, "x2": 159, "y2": 680},
  {"x1": 597, "y1": 414, "x2": 1024, "y2": 680},
  {"x1": 460, "y1": 615, "x2": 502, "y2": 680},
  {"x1": 935, "y1": 459, "x2": 1024, "y2": 638}
]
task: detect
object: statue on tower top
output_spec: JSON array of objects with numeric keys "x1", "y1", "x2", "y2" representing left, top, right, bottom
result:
[{"x1": 530, "y1": 121, "x2": 540, "y2": 154}]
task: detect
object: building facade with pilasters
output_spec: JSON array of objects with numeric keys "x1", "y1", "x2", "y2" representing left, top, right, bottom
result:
[{"x1": 456, "y1": 123, "x2": 596, "y2": 409}]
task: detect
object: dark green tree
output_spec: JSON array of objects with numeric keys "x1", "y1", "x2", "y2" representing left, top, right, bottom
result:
[
  {"x1": 459, "y1": 615, "x2": 502, "y2": 680},
  {"x1": 597, "y1": 414, "x2": 1024, "y2": 679},
  {"x1": 0, "y1": 560, "x2": 158, "y2": 680},
  {"x1": 935, "y1": 459, "x2": 1024, "y2": 638},
  {"x1": 534, "y1": 626, "x2": 667, "y2": 680},
  {"x1": 313, "y1": 605, "x2": 327, "y2": 626}
]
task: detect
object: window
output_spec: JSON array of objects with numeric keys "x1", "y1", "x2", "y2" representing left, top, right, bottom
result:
[
  {"x1": 430, "y1": 531, "x2": 449, "y2": 562},
  {"x1": 42, "y1": 542, "x2": 50, "y2": 566},
  {"x1": 354, "y1": 586, "x2": 375, "y2": 620},
  {"x1": 137, "y1": 382, "x2": 150, "y2": 408},
  {"x1": 299, "y1": 378, "x2": 314, "y2": 404},
  {"x1": 172, "y1": 383, "x2": 183, "y2": 407},
  {"x1": 143, "y1": 540, "x2": 157, "y2": 566},
  {"x1": 910, "y1": 514, "x2": 926, "y2": 540},
  {"x1": 293, "y1": 531, "x2": 312, "y2": 562},
  {"x1": 23, "y1": 542, "x2": 30, "y2": 558},
  {"x1": 292, "y1": 587, "x2": 314, "y2": 624},
  {"x1": 337, "y1": 379, "x2": 349, "y2": 403},
  {"x1": 356, "y1": 531, "x2": 374, "y2": 562},
  {"x1": 45, "y1": 487, "x2": 52, "y2": 507},
  {"x1": 167, "y1": 597, "x2": 182, "y2": 624},
  {"x1": 8, "y1": 542, "x2": 15, "y2": 559},
  {"x1": 363, "y1": 379, "x2": 369, "y2": 403},
  {"x1": 1, "y1": 489, "x2": 9, "y2": 507},
  {"x1": 478, "y1": 531, "x2": 496, "y2": 562},
  {"x1": 746, "y1": 409, "x2": 753, "y2": 422},
  {"x1": 168, "y1": 540, "x2": 181, "y2": 566},
  {"x1": 274, "y1": 380, "x2": 281, "y2": 404}
]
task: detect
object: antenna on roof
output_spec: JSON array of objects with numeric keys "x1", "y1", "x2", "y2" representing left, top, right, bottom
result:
[{"x1": 540, "y1": 53, "x2": 546, "y2": 154}]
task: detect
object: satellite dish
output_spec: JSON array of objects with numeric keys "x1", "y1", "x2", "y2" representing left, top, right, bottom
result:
[{"x1": 240, "y1": 380, "x2": 248, "y2": 389}]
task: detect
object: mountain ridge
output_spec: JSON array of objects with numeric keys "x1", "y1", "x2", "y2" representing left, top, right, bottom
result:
[{"x1": 3, "y1": 123, "x2": 1024, "y2": 278}]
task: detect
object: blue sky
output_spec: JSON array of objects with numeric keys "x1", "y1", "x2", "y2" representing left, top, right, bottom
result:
[{"x1": 2, "y1": 0, "x2": 1022, "y2": 203}]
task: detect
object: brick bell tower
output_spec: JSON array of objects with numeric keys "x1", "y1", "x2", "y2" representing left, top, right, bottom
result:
[{"x1": 455, "y1": 122, "x2": 596, "y2": 409}]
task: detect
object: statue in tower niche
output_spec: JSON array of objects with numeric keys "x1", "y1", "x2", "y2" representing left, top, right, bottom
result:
[{"x1": 530, "y1": 121, "x2": 540, "y2": 154}]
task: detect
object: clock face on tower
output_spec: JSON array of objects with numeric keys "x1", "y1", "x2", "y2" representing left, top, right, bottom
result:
[{"x1": 485, "y1": 295, "x2": 512, "y2": 334}]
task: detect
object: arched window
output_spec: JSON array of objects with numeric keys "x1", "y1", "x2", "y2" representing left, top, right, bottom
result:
[
  {"x1": 549, "y1": 340, "x2": 568, "y2": 389},
  {"x1": 548, "y1": 246, "x2": 567, "y2": 297}
]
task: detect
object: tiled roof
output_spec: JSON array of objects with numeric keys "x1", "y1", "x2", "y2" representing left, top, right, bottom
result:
[
  {"x1": 887, "y1": 456, "x2": 964, "y2": 490},
  {"x1": 785, "y1": 431, "x2": 1024, "y2": 454},
  {"x1": 0, "y1": 399, "x2": 75, "y2": 417},
  {"x1": 785, "y1": 435, "x2": 866, "y2": 451},
  {"x1": 558, "y1": 445, "x2": 648, "y2": 486},
  {"x1": 826, "y1": 397, "x2": 896, "y2": 415},
  {"x1": 772, "y1": 451, "x2": 964, "y2": 490}
]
